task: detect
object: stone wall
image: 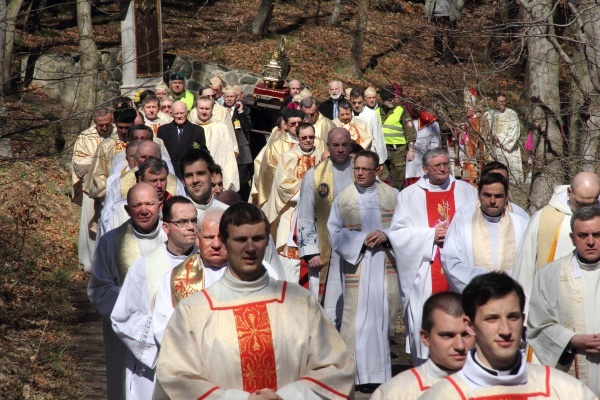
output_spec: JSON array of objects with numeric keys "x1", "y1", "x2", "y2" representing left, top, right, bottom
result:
[
  {"x1": 21, "y1": 48, "x2": 263, "y2": 107},
  {"x1": 21, "y1": 48, "x2": 123, "y2": 107},
  {"x1": 169, "y1": 55, "x2": 262, "y2": 96}
]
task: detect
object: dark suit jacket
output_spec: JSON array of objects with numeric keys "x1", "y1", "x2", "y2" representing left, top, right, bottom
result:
[
  {"x1": 231, "y1": 108, "x2": 253, "y2": 165},
  {"x1": 318, "y1": 96, "x2": 346, "y2": 120},
  {"x1": 158, "y1": 121, "x2": 207, "y2": 180}
]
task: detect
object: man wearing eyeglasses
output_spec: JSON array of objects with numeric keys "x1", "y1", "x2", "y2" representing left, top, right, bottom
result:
[
  {"x1": 263, "y1": 122, "x2": 325, "y2": 284},
  {"x1": 327, "y1": 150, "x2": 400, "y2": 393},
  {"x1": 388, "y1": 148, "x2": 477, "y2": 366},
  {"x1": 158, "y1": 101, "x2": 207, "y2": 180},
  {"x1": 88, "y1": 182, "x2": 168, "y2": 400},
  {"x1": 257, "y1": 109, "x2": 325, "y2": 207},
  {"x1": 111, "y1": 196, "x2": 198, "y2": 399}
]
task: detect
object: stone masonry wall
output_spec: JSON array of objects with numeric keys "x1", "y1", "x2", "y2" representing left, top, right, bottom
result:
[{"x1": 21, "y1": 48, "x2": 263, "y2": 107}]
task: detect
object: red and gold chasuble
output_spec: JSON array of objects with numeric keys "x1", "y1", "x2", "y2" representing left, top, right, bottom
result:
[
  {"x1": 201, "y1": 284, "x2": 289, "y2": 393},
  {"x1": 424, "y1": 182, "x2": 456, "y2": 294}
]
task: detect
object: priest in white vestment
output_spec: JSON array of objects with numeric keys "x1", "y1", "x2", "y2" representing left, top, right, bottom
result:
[
  {"x1": 108, "y1": 125, "x2": 173, "y2": 177},
  {"x1": 388, "y1": 148, "x2": 477, "y2": 365},
  {"x1": 153, "y1": 203, "x2": 356, "y2": 399},
  {"x1": 513, "y1": 172, "x2": 600, "y2": 315},
  {"x1": 528, "y1": 204, "x2": 600, "y2": 395},
  {"x1": 327, "y1": 150, "x2": 400, "y2": 388},
  {"x1": 88, "y1": 183, "x2": 167, "y2": 400},
  {"x1": 191, "y1": 96, "x2": 240, "y2": 191},
  {"x1": 102, "y1": 143, "x2": 184, "y2": 237},
  {"x1": 180, "y1": 149, "x2": 229, "y2": 216},
  {"x1": 297, "y1": 128, "x2": 355, "y2": 315},
  {"x1": 371, "y1": 291, "x2": 474, "y2": 399},
  {"x1": 442, "y1": 173, "x2": 529, "y2": 292},
  {"x1": 300, "y1": 96, "x2": 337, "y2": 146},
  {"x1": 85, "y1": 108, "x2": 136, "y2": 200},
  {"x1": 263, "y1": 123, "x2": 324, "y2": 284},
  {"x1": 189, "y1": 87, "x2": 238, "y2": 156},
  {"x1": 141, "y1": 97, "x2": 171, "y2": 136},
  {"x1": 332, "y1": 99, "x2": 373, "y2": 150},
  {"x1": 111, "y1": 196, "x2": 197, "y2": 399},
  {"x1": 422, "y1": 272, "x2": 596, "y2": 399},
  {"x1": 453, "y1": 160, "x2": 530, "y2": 220},
  {"x1": 153, "y1": 208, "x2": 282, "y2": 345},
  {"x1": 348, "y1": 88, "x2": 387, "y2": 163},
  {"x1": 72, "y1": 108, "x2": 115, "y2": 271}
]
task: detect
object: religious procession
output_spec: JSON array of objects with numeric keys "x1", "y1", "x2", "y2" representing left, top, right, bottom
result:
[{"x1": 60, "y1": 6, "x2": 600, "y2": 400}]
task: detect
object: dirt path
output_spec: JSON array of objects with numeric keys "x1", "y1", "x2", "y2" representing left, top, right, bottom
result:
[{"x1": 67, "y1": 276, "x2": 106, "y2": 399}]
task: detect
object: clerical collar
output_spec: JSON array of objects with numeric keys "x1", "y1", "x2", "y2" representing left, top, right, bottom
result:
[
  {"x1": 298, "y1": 146, "x2": 314, "y2": 155},
  {"x1": 333, "y1": 159, "x2": 351, "y2": 170},
  {"x1": 286, "y1": 132, "x2": 299, "y2": 143},
  {"x1": 221, "y1": 266, "x2": 270, "y2": 292},
  {"x1": 190, "y1": 196, "x2": 214, "y2": 210},
  {"x1": 458, "y1": 348, "x2": 528, "y2": 389},
  {"x1": 356, "y1": 182, "x2": 377, "y2": 194},
  {"x1": 473, "y1": 349, "x2": 521, "y2": 376},
  {"x1": 481, "y1": 211, "x2": 503, "y2": 223},
  {"x1": 145, "y1": 116, "x2": 159, "y2": 124},
  {"x1": 576, "y1": 253, "x2": 600, "y2": 271},
  {"x1": 427, "y1": 176, "x2": 451, "y2": 190},
  {"x1": 132, "y1": 221, "x2": 161, "y2": 239},
  {"x1": 166, "y1": 243, "x2": 196, "y2": 258}
]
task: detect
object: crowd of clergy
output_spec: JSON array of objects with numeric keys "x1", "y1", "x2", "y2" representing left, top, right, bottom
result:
[{"x1": 70, "y1": 72, "x2": 600, "y2": 399}]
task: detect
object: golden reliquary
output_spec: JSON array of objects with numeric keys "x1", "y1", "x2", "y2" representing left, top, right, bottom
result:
[{"x1": 261, "y1": 36, "x2": 291, "y2": 89}]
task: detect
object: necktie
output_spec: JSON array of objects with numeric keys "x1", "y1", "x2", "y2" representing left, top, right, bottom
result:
[{"x1": 177, "y1": 126, "x2": 183, "y2": 143}]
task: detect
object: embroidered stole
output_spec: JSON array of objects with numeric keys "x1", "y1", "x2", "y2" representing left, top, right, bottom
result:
[
  {"x1": 337, "y1": 183, "x2": 399, "y2": 349},
  {"x1": 424, "y1": 182, "x2": 456, "y2": 294},
  {"x1": 170, "y1": 254, "x2": 205, "y2": 308},
  {"x1": 536, "y1": 205, "x2": 565, "y2": 269},
  {"x1": 471, "y1": 211, "x2": 516, "y2": 272},
  {"x1": 145, "y1": 246, "x2": 171, "y2": 310},
  {"x1": 115, "y1": 220, "x2": 142, "y2": 282},
  {"x1": 558, "y1": 255, "x2": 592, "y2": 387}
]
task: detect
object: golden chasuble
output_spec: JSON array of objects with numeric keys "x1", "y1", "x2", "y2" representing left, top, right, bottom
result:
[
  {"x1": 170, "y1": 254, "x2": 205, "y2": 308},
  {"x1": 313, "y1": 159, "x2": 336, "y2": 298},
  {"x1": 115, "y1": 220, "x2": 142, "y2": 282},
  {"x1": 471, "y1": 211, "x2": 516, "y2": 272}
]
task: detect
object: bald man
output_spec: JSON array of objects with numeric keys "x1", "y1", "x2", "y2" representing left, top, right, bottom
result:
[
  {"x1": 513, "y1": 171, "x2": 600, "y2": 314},
  {"x1": 158, "y1": 101, "x2": 207, "y2": 180},
  {"x1": 88, "y1": 182, "x2": 168, "y2": 399}
]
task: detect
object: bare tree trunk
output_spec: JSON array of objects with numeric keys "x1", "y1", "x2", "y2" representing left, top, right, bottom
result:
[
  {"x1": 252, "y1": 0, "x2": 275, "y2": 38},
  {"x1": 62, "y1": 0, "x2": 97, "y2": 161},
  {"x1": 330, "y1": 0, "x2": 341, "y2": 25},
  {"x1": 523, "y1": 0, "x2": 562, "y2": 212},
  {"x1": 0, "y1": 0, "x2": 7, "y2": 122},
  {"x1": 350, "y1": 0, "x2": 369, "y2": 78},
  {"x1": 3, "y1": 0, "x2": 25, "y2": 93}
]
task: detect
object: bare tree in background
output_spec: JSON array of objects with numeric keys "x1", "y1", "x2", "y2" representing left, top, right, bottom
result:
[
  {"x1": 67, "y1": 0, "x2": 98, "y2": 154},
  {"x1": 330, "y1": 0, "x2": 341, "y2": 25},
  {"x1": 252, "y1": 0, "x2": 275, "y2": 38},
  {"x1": 350, "y1": 0, "x2": 369, "y2": 78},
  {"x1": 2, "y1": 0, "x2": 24, "y2": 94}
]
